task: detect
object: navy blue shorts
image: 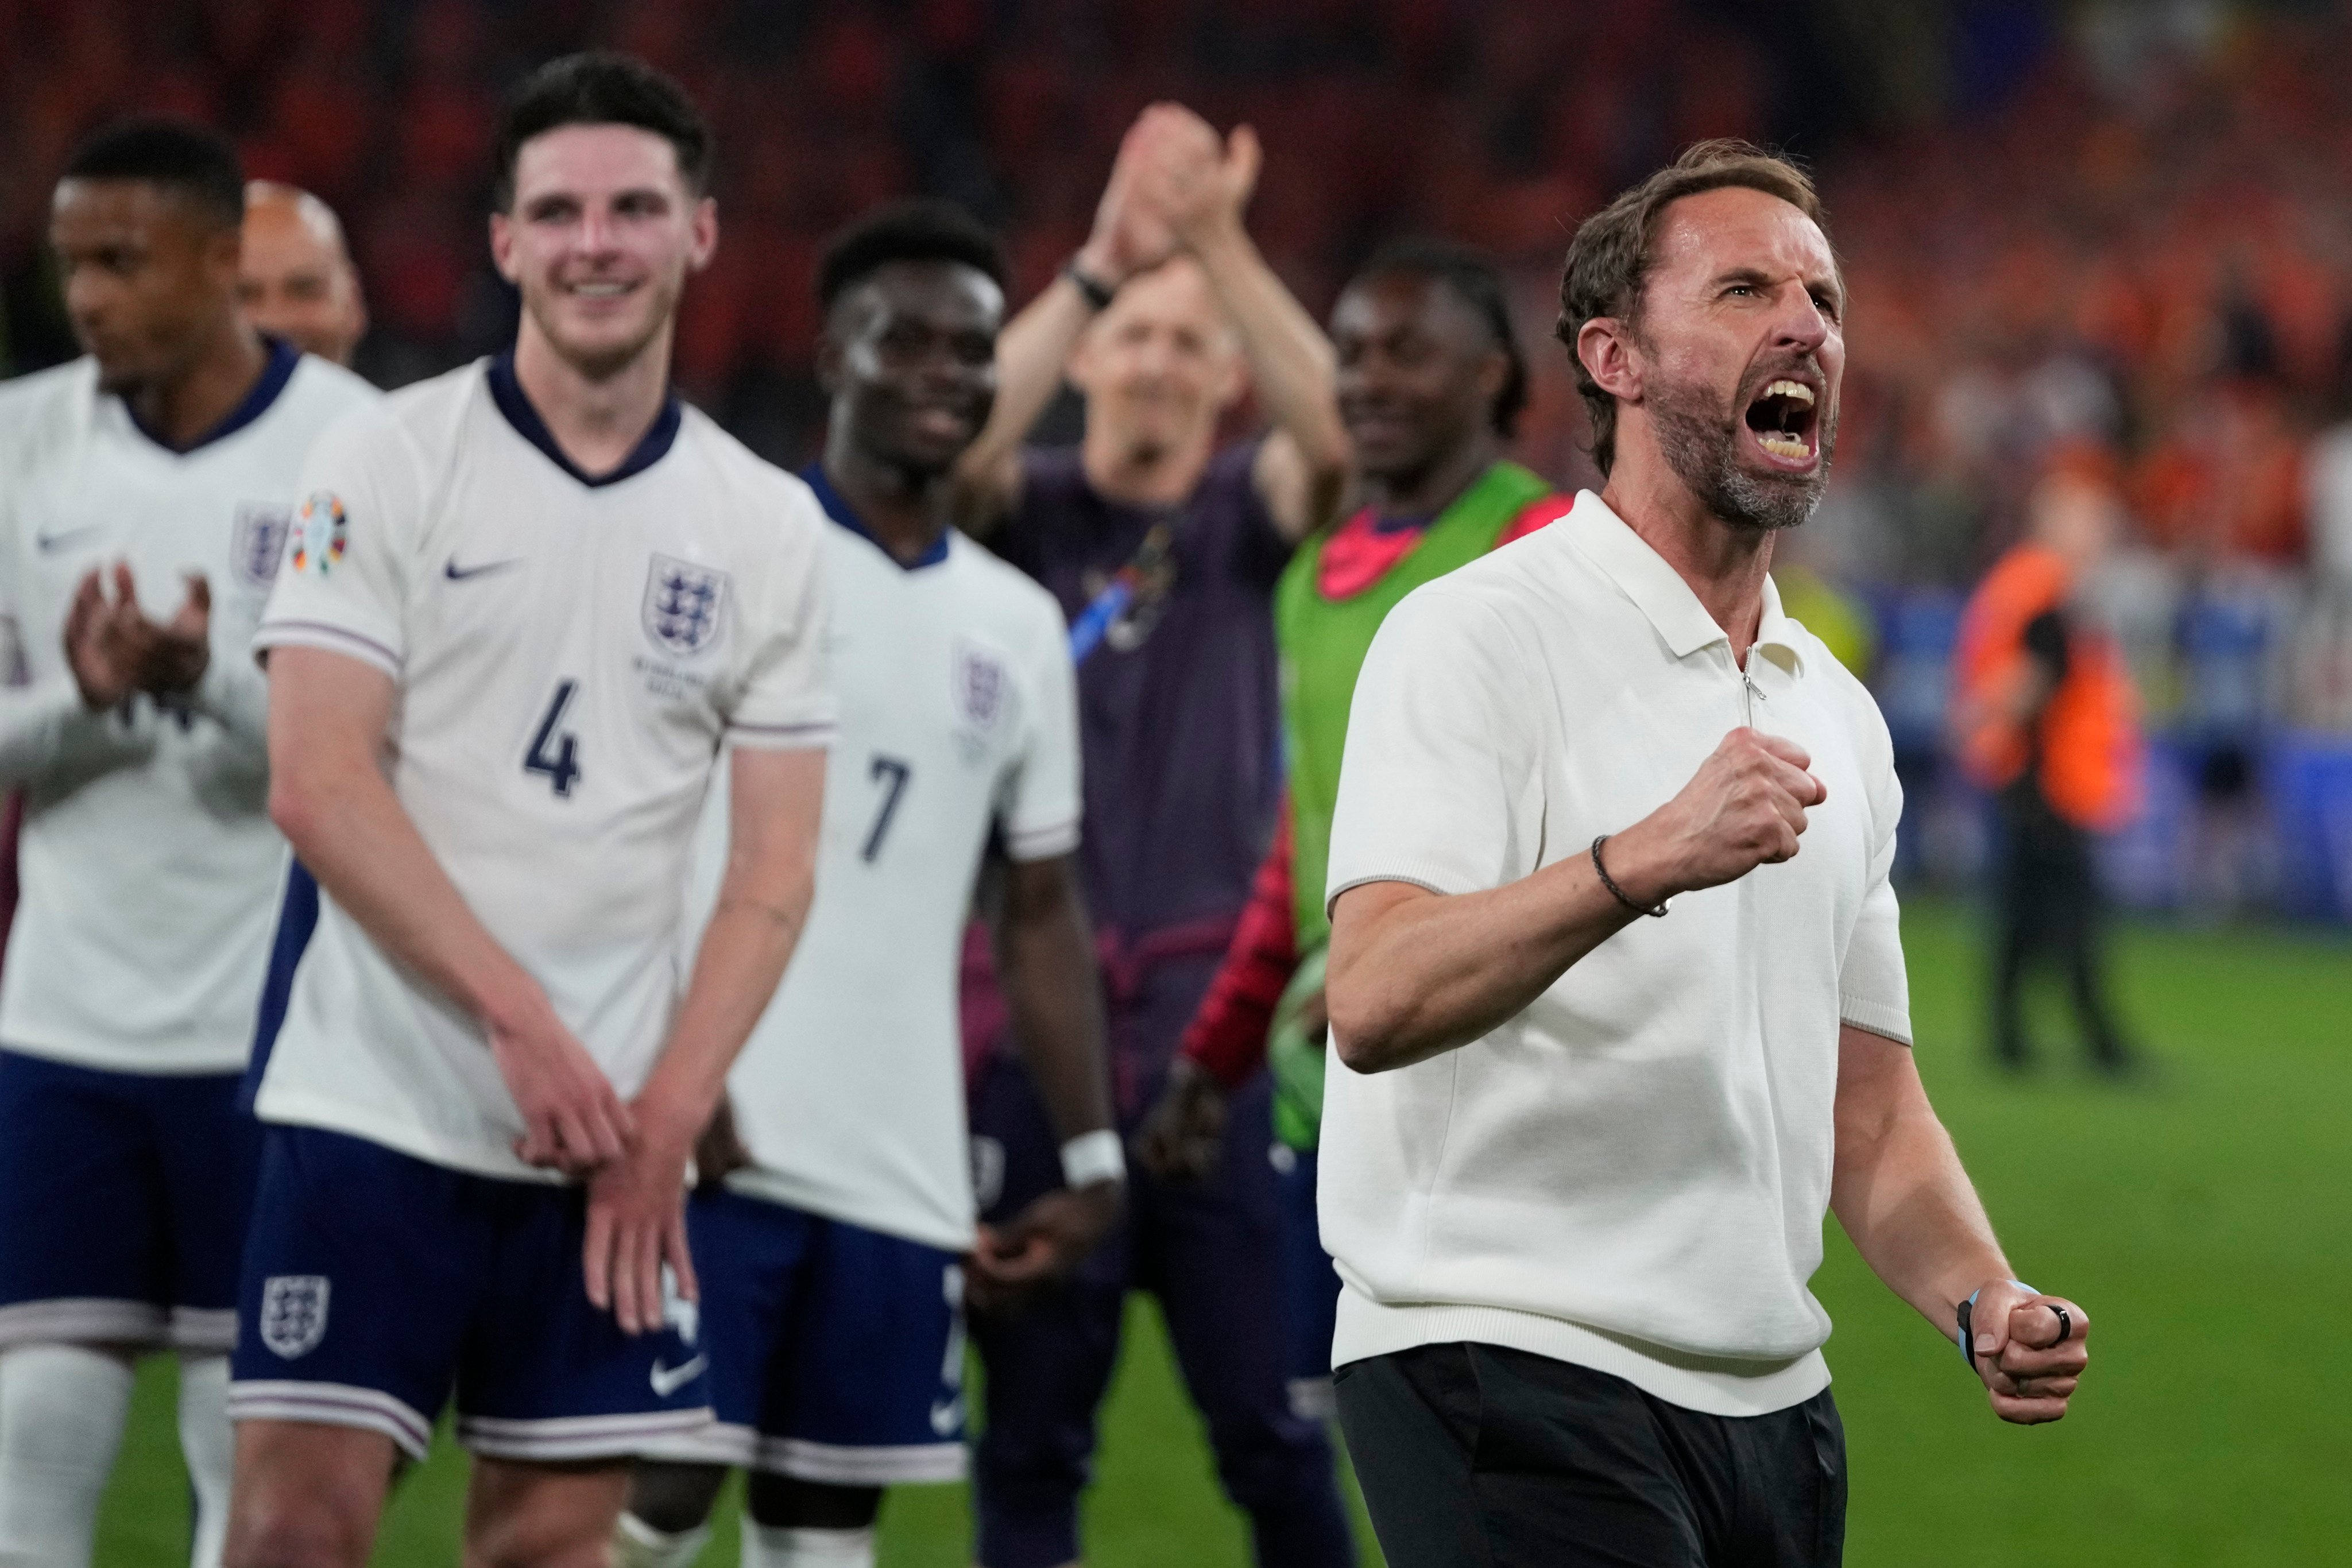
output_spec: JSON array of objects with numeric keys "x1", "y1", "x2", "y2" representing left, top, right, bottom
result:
[
  {"x1": 227, "y1": 1124, "x2": 709, "y2": 1462},
  {"x1": 641, "y1": 1186, "x2": 967, "y2": 1485},
  {"x1": 0, "y1": 1048, "x2": 258, "y2": 1352}
]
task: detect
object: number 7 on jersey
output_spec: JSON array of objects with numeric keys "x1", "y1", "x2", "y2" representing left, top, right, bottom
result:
[{"x1": 862, "y1": 754, "x2": 912, "y2": 861}]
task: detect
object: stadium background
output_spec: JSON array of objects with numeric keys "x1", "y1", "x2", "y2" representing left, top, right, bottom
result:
[{"x1": 1, "y1": 0, "x2": 2345, "y2": 1561}]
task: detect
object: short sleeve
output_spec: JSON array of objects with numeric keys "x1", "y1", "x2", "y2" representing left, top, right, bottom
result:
[
  {"x1": 254, "y1": 408, "x2": 417, "y2": 677},
  {"x1": 996, "y1": 608, "x2": 1082, "y2": 862},
  {"x1": 1837, "y1": 703, "x2": 1913, "y2": 1046},
  {"x1": 1325, "y1": 584, "x2": 1541, "y2": 912},
  {"x1": 723, "y1": 486, "x2": 837, "y2": 750}
]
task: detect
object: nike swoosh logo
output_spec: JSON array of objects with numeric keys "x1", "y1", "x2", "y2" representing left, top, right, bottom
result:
[
  {"x1": 649, "y1": 1355, "x2": 707, "y2": 1397},
  {"x1": 444, "y1": 557, "x2": 523, "y2": 581},
  {"x1": 930, "y1": 1395, "x2": 965, "y2": 1436},
  {"x1": 36, "y1": 526, "x2": 101, "y2": 553}
]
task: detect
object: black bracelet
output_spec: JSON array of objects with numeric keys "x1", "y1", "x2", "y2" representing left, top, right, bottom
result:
[
  {"x1": 1062, "y1": 258, "x2": 1117, "y2": 312},
  {"x1": 1591, "y1": 835, "x2": 1669, "y2": 917}
]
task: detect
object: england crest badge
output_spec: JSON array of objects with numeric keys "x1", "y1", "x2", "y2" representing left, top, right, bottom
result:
[
  {"x1": 953, "y1": 641, "x2": 1007, "y2": 734},
  {"x1": 259, "y1": 1275, "x2": 331, "y2": 1360},
  {"x1": 231, "y1": 502, "x2": 293, "y2": 590},
  {"x1": 643, "y1": 555, "x2": 730, "y2": 656}
]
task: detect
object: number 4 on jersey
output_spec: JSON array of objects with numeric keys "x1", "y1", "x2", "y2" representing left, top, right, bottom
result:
[{"x1": 525, "y1": 680, "x2": 584, "y2": 797}]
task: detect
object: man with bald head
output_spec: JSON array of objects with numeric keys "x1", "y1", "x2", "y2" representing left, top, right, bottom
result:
[
  {"x1": 950, "y1": 103, "x2": 1356, "y2": 1568},
  {"x1": 238, "y1": 181, "x2": 368, "y2": 367}
]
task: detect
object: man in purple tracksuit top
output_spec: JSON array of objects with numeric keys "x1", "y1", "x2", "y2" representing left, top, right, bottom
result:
[{"x1": 952, "y1": 103, "x2": 1353, "y2": 1568}]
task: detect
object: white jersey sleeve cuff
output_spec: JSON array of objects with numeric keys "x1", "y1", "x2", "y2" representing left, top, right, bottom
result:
[
  {"x1": 724, "y1": 718, "x2": 836, "y2": 750},
  {"x1": 1838, "y1": 996, "x2": 1913, "y2": 1046},
  {"x1": 1003, "y1": 817, "x2": 1079, "y2": 862},
  {"x1": 254, "y1": 620, "x2": 404, "y2": 679}
]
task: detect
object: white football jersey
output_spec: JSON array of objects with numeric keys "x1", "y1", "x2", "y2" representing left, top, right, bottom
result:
[
  {"x1": 690, "y1": 480, "x2": 1080, "y2": 1252},
  {"x1": 252, "y1": 357, "x2": 834, "y2": 1180},
  {"x1": 0, "y1": 346, "x2": 378, "y2": 1073}
]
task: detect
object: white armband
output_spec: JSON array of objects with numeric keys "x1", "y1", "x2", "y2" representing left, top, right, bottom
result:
[{"x1": 1059, "y1": 1129, "x2": 1125, "y2": 1190}]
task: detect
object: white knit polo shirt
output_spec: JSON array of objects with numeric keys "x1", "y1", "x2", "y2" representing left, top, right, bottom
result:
[{"x1": 1320, "y1": 490, "x2": 1911, "y2": 1416}]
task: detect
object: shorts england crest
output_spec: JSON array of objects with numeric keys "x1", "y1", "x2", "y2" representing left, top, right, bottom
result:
[
  {"x1": 228, "y1": 1124, "x2": 709, "y2": 1460},
  {"x1": 0, "y1": 1049, "x2": 259, "y2": 1351},
  {"x1": 638, "y1": 1186, "x2": 968, "y2": 1484}
]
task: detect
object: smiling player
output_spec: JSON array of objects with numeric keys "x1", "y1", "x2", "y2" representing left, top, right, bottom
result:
[
  {"x1": 616, "y1": 200, "x2": 1119, "y2": 1568},
  {"x1": 223, "y1": 54, "x2": 834, "y2": 1568}
]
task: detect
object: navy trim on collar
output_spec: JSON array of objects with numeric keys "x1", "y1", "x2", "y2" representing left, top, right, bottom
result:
[
  {"x1": 486, "y1": 352, "x2": 683, "y2": 488},
  {"x1": 126, "y1": 335, "x2": 301, "y2": 455},
  {"x1": 799, "y1": 462, "x2": 951, "y2": 571}
]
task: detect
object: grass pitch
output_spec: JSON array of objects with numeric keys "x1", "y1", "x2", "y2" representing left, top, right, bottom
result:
[{"x1": 96, "y1": 899, "x2": 2349, "y2": 1564}]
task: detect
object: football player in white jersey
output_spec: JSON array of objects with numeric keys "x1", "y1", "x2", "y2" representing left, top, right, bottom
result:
[
  {"x1": 222, "y1": 54, "x2": 834, "y2": 1568},
  {"x1": 614, "y1": 204, "x2": 1121, "y2": 1568},
  {"x1": 0, "y1": 120, "x2": 378, "y2": 1568}
]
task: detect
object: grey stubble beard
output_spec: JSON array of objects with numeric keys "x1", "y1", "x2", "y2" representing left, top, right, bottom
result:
[{"x1": 1645, "y1": 370, "x2": 1838, "y2": 534}]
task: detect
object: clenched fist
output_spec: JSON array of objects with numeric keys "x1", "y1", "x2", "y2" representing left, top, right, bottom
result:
[{"x1": 1605, "y1": 729, "x2": 1827, "y2": 906}]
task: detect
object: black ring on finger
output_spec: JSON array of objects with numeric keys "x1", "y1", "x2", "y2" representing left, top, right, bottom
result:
[{"x1": 2049, "y1": 1303, "x2": 2072, "y2": 1344}]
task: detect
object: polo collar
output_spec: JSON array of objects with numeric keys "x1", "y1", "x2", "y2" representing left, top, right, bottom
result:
[{"x1": 1564, "y1": 490, "x2": 1805, "y2": 675}]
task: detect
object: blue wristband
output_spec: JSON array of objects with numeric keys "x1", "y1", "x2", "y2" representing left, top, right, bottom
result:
[{"x1": 1956, "y1": 1280, "x2": 2038, "y2": 1367}]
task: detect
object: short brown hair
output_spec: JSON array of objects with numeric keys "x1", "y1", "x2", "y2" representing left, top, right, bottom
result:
[{"x1": 1555, "y1": 140, "x2": 1829, "y2": 475}]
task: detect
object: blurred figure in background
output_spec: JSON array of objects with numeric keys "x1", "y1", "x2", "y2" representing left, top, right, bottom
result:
[
  {"x1": 1953, "y1": 458, "x2": 2145, "y2": 1074},
  {"x1": 236, "y1": 182, "x2": 368, "y2": 368},
  {"x1": 1138, "y1": 237, "x2": 1570, "y2": 1427},
  {"x1": 236, "y1": 180, "x2": 373, "y2": 1095},
  {"x1": 952, "y1": 103, "x2": 1355, "y2": 1568},
  {"x1": 0, "y1": 119, "x2": 377, "y2": 1568}
]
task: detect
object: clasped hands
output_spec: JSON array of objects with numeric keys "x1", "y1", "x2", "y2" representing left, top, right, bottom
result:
[
  {"x1": 1077, "y1": 100, "x2": 1264, "y2": 291},
  {"x1": 64, "y1": 562, "x2": 214, "y2": 712}
]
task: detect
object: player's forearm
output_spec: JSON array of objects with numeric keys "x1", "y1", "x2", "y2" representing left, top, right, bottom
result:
[
  {"x1": 1187, "y1": 219, "x2": 1348, "y2": 478},
  {"x1": 189, "y1": 653, "x2": 271, "y2": 753},
  {"x1": 1328, "y1": 856, "x2": 1640, "y2": 1074},
  {"x1": 1829, "y1": 1027, "x2": 2012, "y2": 1333},
  {"x1": 640, "y1": 864, "x2": 814, "y2": 1148},
  {"x1": 995, "y1": 856, "x2": 1115, "y2": 1141},
  {"x1": 951, "y1": 277, "x2": 1094, "y2": 533},
  {"x1": 0, "y1": 675, "x2": 146, "y2": 783},
  {"x1": 268, "y1": 727, "x2": 542, "y2": 1035},
  {"x1": 641, "y1": 745, "x2": 826, "y2": 1143}
]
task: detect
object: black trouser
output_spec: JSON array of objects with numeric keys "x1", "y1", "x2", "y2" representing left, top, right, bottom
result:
[
  {"x1": 1992, "y1": 784, "x2": 2129, "y2": 1066},
  {"x1": 1336, "y1": 1344, "x2": 1846, "y2": 1567}
]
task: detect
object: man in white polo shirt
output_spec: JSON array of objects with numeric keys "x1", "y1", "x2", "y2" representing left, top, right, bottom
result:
[{"x1": 1319, "y1": 140, "x2": 2094, "y2": 1566}]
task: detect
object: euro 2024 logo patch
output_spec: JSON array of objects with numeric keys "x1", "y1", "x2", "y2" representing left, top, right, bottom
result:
[
  {"x1": 643, "y1": 554, "x2": 730, "y2": 656},
  {"x1": 259, "y1": 1274, "x2": 331, "y2": 1360},
  {"x1": 288, "y1": 492, "x2": 347, "y2": 575},
  {"x1": 231, "y1": 502, "x2": 292, "y2": 590}
]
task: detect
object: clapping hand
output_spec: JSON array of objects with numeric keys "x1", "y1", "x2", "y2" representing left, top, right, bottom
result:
[
  {"x1": 63, "y1": 563, "x2": 214, "y2": 710},
  {"x1": 1124, "y1": 102, "x2": 1260, "y2": 253}
]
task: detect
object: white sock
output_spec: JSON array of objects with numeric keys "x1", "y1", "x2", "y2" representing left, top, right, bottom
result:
[
  {"x1": 175, "y1": 1356, "x2": 233, "y2": 1568},
  {"x1": 0, "y1": 1344, "x2": 136, "y2": 1568},
  {"x1": 741, "y1": 1523, "x2": 876, "y2": 1568},
  {"x1": 613, "y1": 1511, "x2": 713, "y2": 1568}
]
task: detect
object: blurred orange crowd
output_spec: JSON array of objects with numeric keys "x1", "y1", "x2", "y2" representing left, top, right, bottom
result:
[{"x1": 5, "y1": 0, "x2": 2351, "y2": 590}]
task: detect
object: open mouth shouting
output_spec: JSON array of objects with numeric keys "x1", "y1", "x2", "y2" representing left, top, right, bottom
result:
[{"x1": 1742, "y1": 376, "x2": 1820, "y2": 470}]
